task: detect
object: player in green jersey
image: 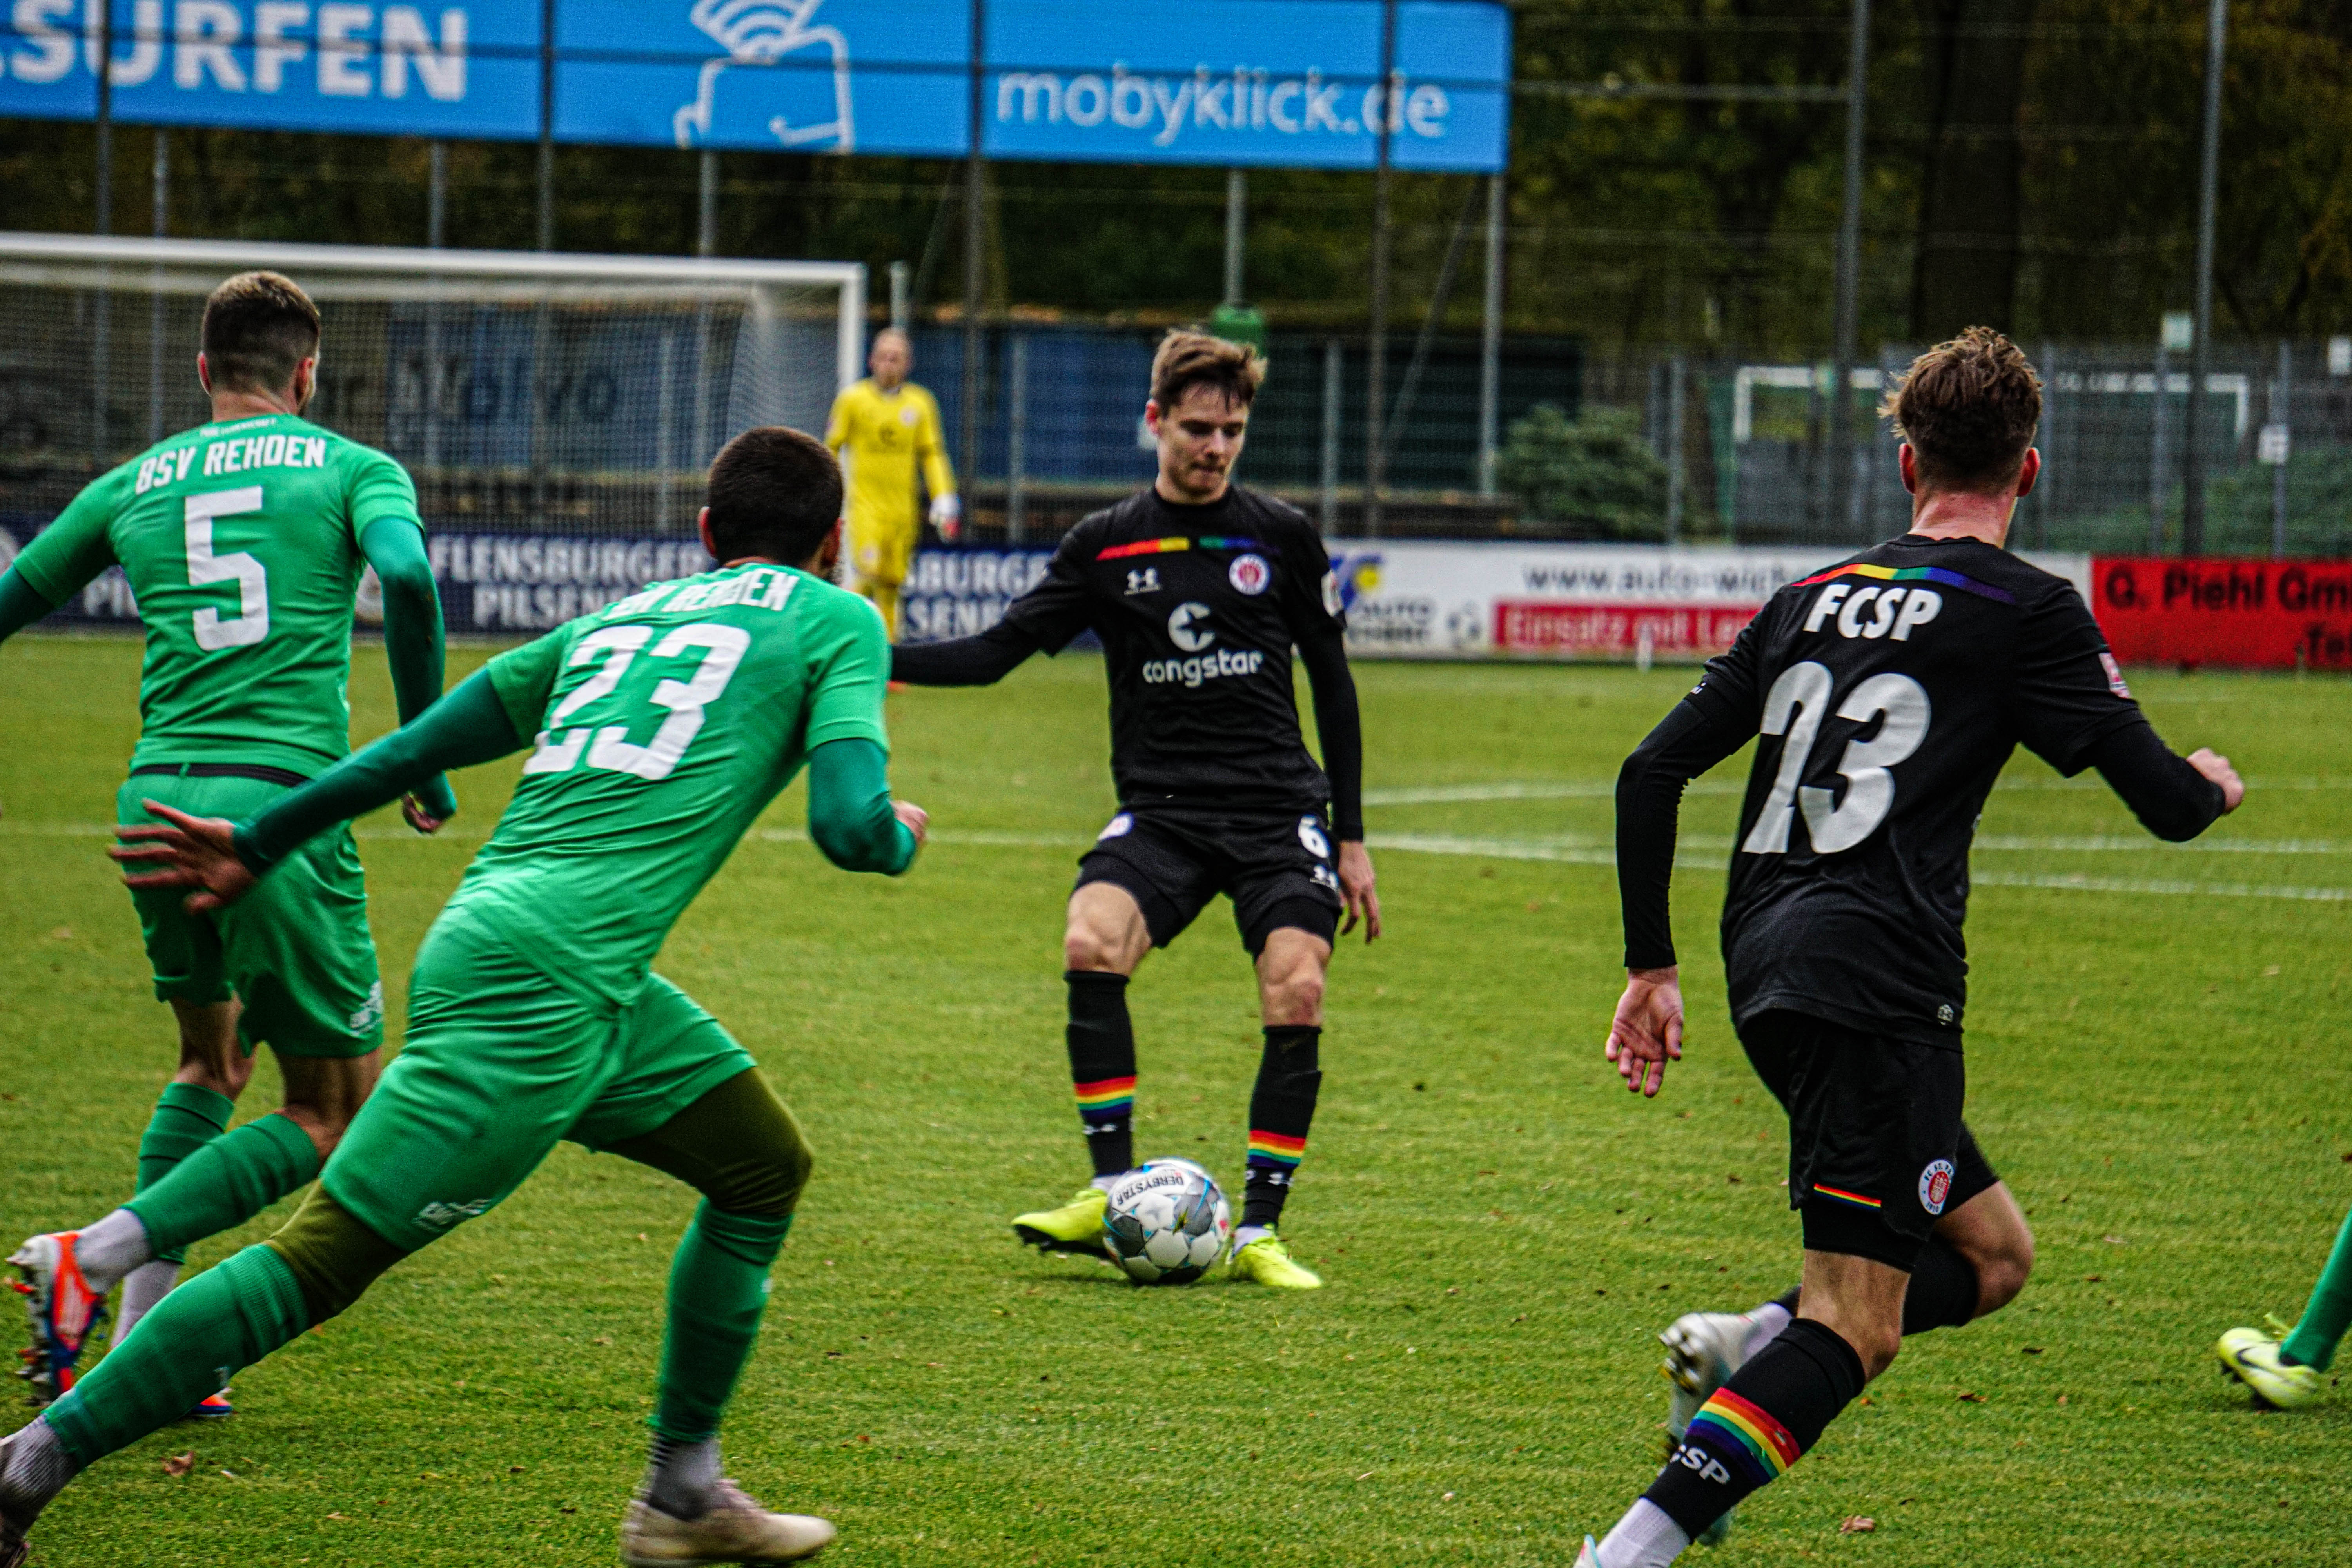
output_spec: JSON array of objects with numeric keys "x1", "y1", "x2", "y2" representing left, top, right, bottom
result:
[
  {"x1": 1, "y1": 272, "x2": 455, "y2": 1410},
  {"x1": 2215, "y1": 1205, "x2": 2352, "y2": 1410},
  {"x1": 0, "y1": 426, "x2": 923, "y2": 1566}
]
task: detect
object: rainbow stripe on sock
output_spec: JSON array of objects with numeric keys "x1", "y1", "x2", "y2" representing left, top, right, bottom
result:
[
  {"x1": 1686, "y1": 1388, "x2": 1802, "y2": 1485},
  {"x1": 1245, "y1": 1131, "x2": 1307, "y2": 1169},
  {"x1": 1788, "y1": 561, "x2": 2017, "y2": 604},
  {"x1": 1810, "y1": 1183, "x2": 1882, "y2": 1210},
  {"x1": 1073, "y1": 1076, "x2": 1135, "y2": 1124}
]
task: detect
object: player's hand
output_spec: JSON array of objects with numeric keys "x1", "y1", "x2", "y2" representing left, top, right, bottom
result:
[
  {"x1": 110, "y1": 800, "x2": 261, "y2": 913},
  {"x1": 1337, "y1": 840, "x2": 1381, "y2": 942},
  {"x1": 2187, "y1": 747, "x2": 2245, "y2": 813},
  {"x1": 1606, "y1": 965, "x2": 1684, "y2": 1098},
  {"x1": 929, "y1": 494, "x2": 962, "y2": 542},
  {"x1": 894, "y1": 800, "x2": 930, "y2": 847},
  {"x1": 401, "y1": 794, "x2": 448, "y2": 835}
]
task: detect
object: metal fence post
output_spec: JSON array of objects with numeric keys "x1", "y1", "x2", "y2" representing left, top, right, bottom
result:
[
  {"x1": 1224, "y1": 170, "x2": 1247, "y2": 308},
  {"x1": 1664, "y1": 352, "x2": 1686, "y2": 544},
  {"x1": 426, "y1": 142, "x2": 446, "y2": 474},
  {"x1": 147, "y1": 128, "x2": 167, "y2": 444},
  {"x1": 1007, "y1": 333, "x2": 1029, "y2": 544},
  {"x1": 1320, "y1": 338, "x2": 1342, "y2": 535},
  {"x1": 2272, "y1": 340, "x2": 2291, "y2": 558},
  {"x1": 1363, "y1": 0, "x2": 1398, "y2": 539},
  {"x1": 1477, "y1": 173, "x2": 1504, "y2": 496},
  {"x1": 889, "y1": 260, "x2": 910, "y2": 330},
  {"x1": 1828, "y1": 0, "x2": 1872, "y2": 537},
  {"x1": 2148, "y1": 338, "x2": 2170, "y2": 551},
  {"x1": 2181, "y1": 0, "x2": 2229, "y2": 555},
  {"x1": 537, "y1": 0, "x2": 556, "y2": 251},
  {"x1": 92, "y1": 0, "x2": 114, "y2": 464},
  {"x1": 960, "y1": 0, "x2": 987, "y2": 494}
]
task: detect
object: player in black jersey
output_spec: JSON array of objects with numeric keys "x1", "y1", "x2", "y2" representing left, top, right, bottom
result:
[
  {"x1": 892, "y1": 331, "x2": 1377, "y2": 1290},
  {"x1": 1573, "y1": 330, "x2": 2245, "y2": 1568}
]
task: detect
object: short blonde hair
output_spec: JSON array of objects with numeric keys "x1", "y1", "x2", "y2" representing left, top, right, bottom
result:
[{"x1": 1150, "y1": 329, "x2": 1265, "y2": 411}]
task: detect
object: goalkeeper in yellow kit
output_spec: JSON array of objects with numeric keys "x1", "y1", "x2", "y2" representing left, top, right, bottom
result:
[{"x1": 824, "y1": 328, "x2": 957, "y2": 637}]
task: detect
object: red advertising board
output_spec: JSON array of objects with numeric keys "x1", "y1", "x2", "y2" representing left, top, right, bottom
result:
[
  {"x1": 1493, "y1": 601, "x2": 1761, "y2": 657},
  {"x1": 2090, "y1": 557, "x2": 2352, "y2": 670}
]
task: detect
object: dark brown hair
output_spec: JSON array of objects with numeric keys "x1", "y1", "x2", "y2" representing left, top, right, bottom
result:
[
  {"x1": 200, "y1": 271, "x2": 321, "y2": 394},
  {"x1": 1882, "y1": 327, "x2": 2043, "y2": 490},
  {"x1": 1150, "y1": 329, "x2": 1265, "y2": 412},
  {"x1": 704, "y1": 426, "x2": 844, "y2": 564}
]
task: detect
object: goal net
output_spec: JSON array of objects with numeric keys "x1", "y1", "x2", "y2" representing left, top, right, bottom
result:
[{"x1": 0, "y1": 233, "x2": 865, "y2": 540}]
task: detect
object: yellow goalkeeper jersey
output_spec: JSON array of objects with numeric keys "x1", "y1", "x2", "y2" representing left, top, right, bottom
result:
[{"x1": 824, "y1": 378, "x2": 955, "y2": 539}]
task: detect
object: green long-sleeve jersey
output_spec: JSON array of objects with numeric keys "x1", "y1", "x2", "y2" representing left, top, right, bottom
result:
[{"x1": 13, "y1": 412, "x2": 424, "y2": 777}]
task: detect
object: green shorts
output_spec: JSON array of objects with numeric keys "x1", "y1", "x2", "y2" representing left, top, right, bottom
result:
[
  {"x1": 322, "y1": 914, "x2": 758, "y2": 1253},
  {"x1": 118, "y1": 770, "x2": 383, "y2": 1058}
]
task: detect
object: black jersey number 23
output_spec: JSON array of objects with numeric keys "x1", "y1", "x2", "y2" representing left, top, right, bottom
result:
[{"x1": 1742, "y1": 661, "x2": 1931, "y2": 857}]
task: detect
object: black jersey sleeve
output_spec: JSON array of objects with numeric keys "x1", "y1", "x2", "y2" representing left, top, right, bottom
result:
[
  {"x1": 888, "y1": 618, "x2": 1045, "y2": 686},
  {"x1": 2086, "y1": 717, "x2": 2228, "y2": 842},
  {"x1": 2007, "y1": 582, "x2": 2143, "y2": 775},
  {"x1": 1296, "y1": 627, "x2": 1363, "y2": 840},
  {"x1": 998, "y1": 516, "x2": 1102, "y2": 653},
  {"x1": 1274, "y1": 510, "x2": 1347, "y2": 638},
  {"x1": 1616, "y1": 695, "x2": 1759, "y2": 970}
]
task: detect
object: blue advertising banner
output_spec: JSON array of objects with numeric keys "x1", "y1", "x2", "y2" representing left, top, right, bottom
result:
[
  {"x1": 2, "y1": 0, "x2": 1508, "y2": 169},
  {"x1": 984, "y1": 0, "x2": 1507, "y2": 172},
  {"x1": 0, "y1": 0, "x2": 542, "y2": 138}
]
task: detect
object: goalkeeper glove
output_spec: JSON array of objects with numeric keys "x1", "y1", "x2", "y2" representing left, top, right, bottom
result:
[{"x1": 929, "y1": 493, "x2": 962, "y2": 541}]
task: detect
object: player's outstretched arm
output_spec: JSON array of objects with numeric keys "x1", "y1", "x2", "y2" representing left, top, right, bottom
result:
[
  {"x1": 113, "y1": 670, "x2": 527, "y2": 907},
  {"x1": 888, "y1": 619, "x2": 1045, "y2": 687},
  {"x1": 2086, "y1": 720, "x2": 2242, "y2": 839},
  {"x1": 359, "y1": 516, "x2": 457, "y2": 832},
  {"x1": 806, "y1": 737, "x2": 925, "y2": 874},
  {"x1": 0, "y1": 567, "x2": 59, "y2": 647},
  {"x1": 1610, "y1": 696, "x2": 1756, "y2": 1096},
  {"x1": 1297, "y1": 625, "x2": 1379, "y2": 940}
]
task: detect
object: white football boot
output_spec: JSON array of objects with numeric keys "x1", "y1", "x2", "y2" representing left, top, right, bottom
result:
[
  {"x1": 619, "y1": 1479, "x2": 835, "y2": 1565},
  {"x1": 1658, "y1": 1310, "x2": 1763, "y2": 1547}
]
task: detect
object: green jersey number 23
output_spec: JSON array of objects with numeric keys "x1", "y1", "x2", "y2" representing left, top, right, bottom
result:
[{"x1": 522, "y1": 622, "x2": 751, "y2": 783}]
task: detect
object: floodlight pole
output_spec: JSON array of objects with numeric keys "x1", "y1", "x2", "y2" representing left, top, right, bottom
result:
[
  {"x1": 1224, "y1": 169, "x2": 1247, "y2": 308},
  {"x1": 960, "y1": 0, "x2": 986, "y2": 498},
  {"x1": 1477, "y1": 173, "x2": 1504, "y2": 497},
  {"x1": 1829, "y1": 0, "x2": 1871, "y2": 540},
  {"x1": 536, "y1": 0, "x2": 556, "y2": 251},
  {"x1": 2181, "y1": 0, "x2": 2228, "y2": 556},
  {"x1": 697, "y1": 148, "x2": 718, "y2": 258},
  {"x1": 1364, "y1": 0, "x2": 1399, "y2": 538}
]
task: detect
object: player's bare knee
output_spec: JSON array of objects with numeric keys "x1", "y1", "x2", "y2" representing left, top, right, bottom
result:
[
  {"x1": 1261, "y1": 967, "x2": 1323, "y2": 1027},
  {"x1": 1970, "y1": 1227, "x2": 2035, "y2": 1314}
]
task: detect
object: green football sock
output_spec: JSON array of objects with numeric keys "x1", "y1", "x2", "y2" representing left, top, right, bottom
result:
[
  {"x1": 650, "y1": 1205, "x2": 793, "y2": 1443},
  {"x1": 124, "y1": 1113, "x2": 321, "y2": 1262},
  {"x1": 42, "y1": 1244, "x2": 307, "y2": 1466},
  {"x1": 2283, "y1": 1205, "x2": 2352, "y2": 1372},
  {"x1": 133, "y1": 1083, "x2": 236, "y2": 1266}
]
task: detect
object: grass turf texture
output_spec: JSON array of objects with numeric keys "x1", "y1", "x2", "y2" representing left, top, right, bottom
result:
[{"x1": 4, "y1": 635, "x2": 2352, "y2": 1567}]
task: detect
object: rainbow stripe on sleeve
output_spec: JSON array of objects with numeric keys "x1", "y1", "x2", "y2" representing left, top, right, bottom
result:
[
  {"x1": 1095, "y1": 536, "x2": 1267, "y2": 561},
  {"x1": 1686, "y1": 1389, "x2": 1802, "y2": 1484},
  {"x1": 1788, "y1": 561, "x2": 2016, "y2": 604},
  {"x1": 1073, "y1": 1076, "x2": 1136, "y2": 1124},
  {"x1": 1245, "y1": 1131, "x2": 1307, "y2": 1168}
]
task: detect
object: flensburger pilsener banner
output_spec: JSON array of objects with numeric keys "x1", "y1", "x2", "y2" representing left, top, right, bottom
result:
[{"x1": 1327, "y1": 542, "x2": 2095, "y2": 661}]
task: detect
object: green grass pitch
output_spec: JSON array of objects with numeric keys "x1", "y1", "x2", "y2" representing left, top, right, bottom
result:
[{"x1": 4, "y1": 635, "x2": 2351, "y2": 1566}]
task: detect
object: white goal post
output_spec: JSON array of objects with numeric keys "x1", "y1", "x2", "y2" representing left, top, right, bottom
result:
[{"x1": 0, "y1": 232, "x2": 867, "y2": 539}]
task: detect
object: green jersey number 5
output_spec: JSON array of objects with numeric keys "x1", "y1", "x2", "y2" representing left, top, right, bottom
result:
[
  {"x1": 523, "y1": 621, "x2": 752, "y2": 783},
  {"x1": 186, "y1": 485, "x2": 270, "y2": 651}
]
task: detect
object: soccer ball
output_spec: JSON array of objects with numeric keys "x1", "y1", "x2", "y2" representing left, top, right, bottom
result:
[{"x1": 1102, "y1": 1158, "x2": 1232, "y2": 1285}]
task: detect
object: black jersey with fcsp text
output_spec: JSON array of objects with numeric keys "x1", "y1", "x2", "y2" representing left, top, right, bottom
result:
[
  {"x1": 992, "y1": 485, "x2": 1348, "y2": 819},
  {"x1": 1678, "y1": 536, "x2": 2161, "y2": 1044}
]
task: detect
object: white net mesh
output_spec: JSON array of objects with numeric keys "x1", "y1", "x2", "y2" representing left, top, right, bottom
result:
[{"x1": 0, "y1": 236, "x2": 861, "y2": 539}]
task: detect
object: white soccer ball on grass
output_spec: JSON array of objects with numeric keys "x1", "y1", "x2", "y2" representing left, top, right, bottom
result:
[{"x1": 1102, "y1": 1158, "x2": 1232, "y2": 1285}]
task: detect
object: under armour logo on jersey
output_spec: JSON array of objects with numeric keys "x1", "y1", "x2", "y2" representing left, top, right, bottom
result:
[
  {"x1": 1125, "y1": 568, "x2": 1161, "y2": 596},
  {"x1": 1167, "y1": 602, "x2": 1216, "y2": 652}
]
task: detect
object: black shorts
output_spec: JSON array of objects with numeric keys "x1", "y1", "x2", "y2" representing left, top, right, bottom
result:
[
  {"x1": 1075, "y1": 806, "x2": 1343, "y2": 956},
  {"x1": 1739, "y1": 1010, "x2": 1998, "y2": 1272}
]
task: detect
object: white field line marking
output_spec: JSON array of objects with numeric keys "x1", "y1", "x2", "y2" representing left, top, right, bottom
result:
[{"x1": 1367, "y1": 775, "x2": 2352, "y2": 806}]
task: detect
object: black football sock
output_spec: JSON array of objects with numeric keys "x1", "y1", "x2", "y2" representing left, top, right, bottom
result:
[
  {"x1": 1065, "y1": 971, "x2": 1136, "y2": 1181},
  {"x1": 1641, "y1": 1318, "x2": 1866, "y2": 1541},
  {"x1": 1242, "y1": 1025, "x2": 1322, "y2": 1231},
  {"x1": 1900, "y1": 1238, "x2": 1981, "y2": 1335}
]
